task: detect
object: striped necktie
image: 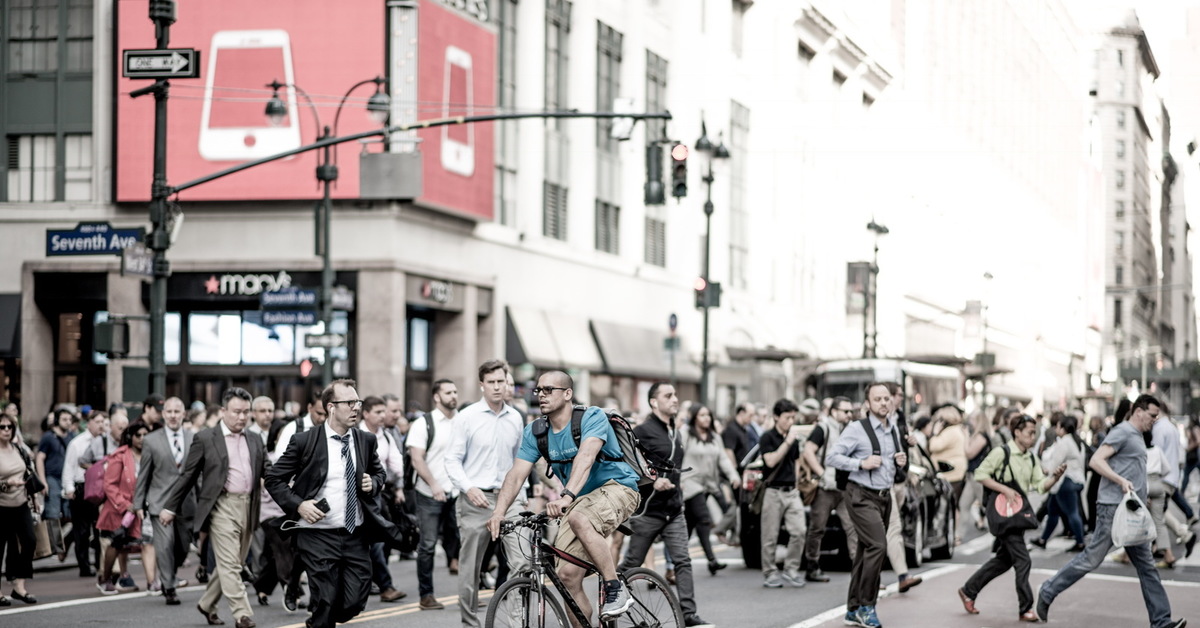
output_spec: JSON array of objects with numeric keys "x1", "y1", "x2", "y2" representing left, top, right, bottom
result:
[
  {"x1": 337, "y1": 434, "x2": 359, "y2": 533},
  {"x1": 172, "y1": 431, "x2": 183, "y2": 468}
]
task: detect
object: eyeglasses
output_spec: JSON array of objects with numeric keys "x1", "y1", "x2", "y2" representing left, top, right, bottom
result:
[
  {"x1": 0, "y1": 424, "x2": 13, "y2": 431},
  {"x1": 330, "y1": 399, "x2": 363, "y2": 408},
  {"x1": 532, "y1": 386, "x2": 568, "y2": 397}
]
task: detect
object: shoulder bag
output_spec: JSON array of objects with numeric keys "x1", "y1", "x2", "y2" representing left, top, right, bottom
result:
[{"x1": 984, "y1": 445, "x2": 1038, "y2": 536}]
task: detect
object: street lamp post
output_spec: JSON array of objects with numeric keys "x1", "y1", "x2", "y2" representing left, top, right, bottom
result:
[
  {"x1": 863, "y1": 219, "x2": 889, "y2": 358},
  {"x1": 695, "y1": 120, "x2": 729, "y2": 408},
  {"x1": 265, "y1": 78, "x2": 390, "y2": 387}
]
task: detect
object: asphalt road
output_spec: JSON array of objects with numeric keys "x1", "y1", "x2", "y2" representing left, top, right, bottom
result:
[{"x1": 4, "y1": 524, "x2": 1199, "y2": 628}]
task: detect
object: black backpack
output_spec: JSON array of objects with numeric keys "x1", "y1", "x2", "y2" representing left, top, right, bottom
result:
[
  {"x1": 530, "y1": 405, "x2": 673, "y2": 488},
  {"x1": 402, "y1": 416, "x2": 436, "y2": 491},
  {"x1": 835, "y1": 417, "x2": 909, "y2": 490}
]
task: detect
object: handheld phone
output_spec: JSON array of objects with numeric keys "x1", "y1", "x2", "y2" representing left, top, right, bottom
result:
[
  {"x1": 440, "y1": 45, "x2": 475, "y2": 176},
  {"x1": 315, "y1": 498, "x2": 331, "y2": 513},
  {"x1": 199, "y1": 29, "x2": 301, "y2": 161}
]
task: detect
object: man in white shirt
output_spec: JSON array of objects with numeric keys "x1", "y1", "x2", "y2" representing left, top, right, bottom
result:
[
  {"x1": 271, "y1": 392, "x2": 328, "y2": 464},
  {"x1": 359, "y1": 396, "x2": 408, "y2": 603},
  {"x1": 409, "y1": 379, "x2": 461, "y2": 610},
  {"x1": 445, "y1": 360, "x2": 530, "y2": 628},
  {"x1": 64, "y1": 412, "x2": 103, "y2": 577}
]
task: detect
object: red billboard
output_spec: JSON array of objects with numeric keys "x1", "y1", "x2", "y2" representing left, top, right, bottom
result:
[{"x1": 116, "y1": 0, "x2": 495, "y2": 220}]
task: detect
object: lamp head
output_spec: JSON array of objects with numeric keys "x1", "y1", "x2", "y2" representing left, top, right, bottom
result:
[
  {"x1": 366, "y1": 77, "x2": 391, "y2": 124},
  {"x1": 713, "y1": 131, "x2": 731, "y2": 159},
  {"x1": 695, "y1": 119, "x2": 713, "y2": 153},
  {"x1": 867, "y1": 220, "x2": 890, "y2": 236},
  {"x1": 264, "y1": 79, "x2": 288, "y2": 127}
]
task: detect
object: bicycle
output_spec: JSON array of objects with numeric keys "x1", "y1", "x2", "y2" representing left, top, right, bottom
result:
[{"x1": 485, "y1": 511, "x2": 685, "y2": 628}]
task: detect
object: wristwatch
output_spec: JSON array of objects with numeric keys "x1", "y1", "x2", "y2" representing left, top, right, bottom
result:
[{"x1": 561, "y1": 489, "x2": 577, "y2": 501}]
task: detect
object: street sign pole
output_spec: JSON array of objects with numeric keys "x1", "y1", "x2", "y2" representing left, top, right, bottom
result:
[{"x1": 668, "y1": 313, "x2": 678, "y2": 390}]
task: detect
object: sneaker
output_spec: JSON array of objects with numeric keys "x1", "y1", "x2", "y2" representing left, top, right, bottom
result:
[
  {"x1": 1188, "y1": 514, "x2": 1199, "y2": 527},
  {"x1": 1036, "y1": 590, "x2": 1050, "y2": 622},
  {"x1": 599, "y1": 582, "x2": 633, "y2": 619},
  {"x1": 683, "y1": 614, "x2": 712, "y2": 627},
  {"x1": 148, "y1": 580, "x2": 163, "y2": 596},
  {"x1": 283, "y1": 592, "x2": 299, "y2": 613},
  {"x1": 1165, "y1": 619, "x2": 1186, "y2": 628},
  {"x1": 1031, "y1": 538, "x2": 1047, "y2": 549},
  {"x1": 781, "y1": 570, "x2": 806, "y2": 588},
  {"x1": 117, "y1": 574, "x2": 139, "y2": 593},
  {"x1": 1019, "y1": 611, "x2": 1040, "y2": 622},
  {"x1": 1185, "y1": 532, "x2": 1197, "y2": 559},
  {"x1": 850, "y1": 605, "x2": 881, "y2": 628},
  {"x1": 763, "y1": 572, "x2": 784, "y2": 588},
  {"x1": 98, "y1": 580, "x2": 119, "y2": 596},
  {"x1": 418, "y1": 595, "x2": 445, "y2": 610},
  {"x1": 806, "y1": 569, "x2": 831, "y2": 583},
  {"x1": 844, "y1": 609, "x2": 859, "y2": 626}
]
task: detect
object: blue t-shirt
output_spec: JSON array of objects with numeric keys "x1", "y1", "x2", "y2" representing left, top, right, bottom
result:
[
  {"x1": 38, "y1": 431, "x2": 72, "y2": 479},
  {"x1": 517, "y1": 406, "x2": 639, "y2": 496}
]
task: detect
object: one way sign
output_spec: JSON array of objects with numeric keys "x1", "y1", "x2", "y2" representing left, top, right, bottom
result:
[{"x1": 122, "y1": 49, "x2": 200, "y2": 79}]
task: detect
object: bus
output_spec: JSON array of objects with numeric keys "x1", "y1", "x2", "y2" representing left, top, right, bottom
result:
[{"x1": 812, "y1": 358, "x2": 963, "y2": 417}]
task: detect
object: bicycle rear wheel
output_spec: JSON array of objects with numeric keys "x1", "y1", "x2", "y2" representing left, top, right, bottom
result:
[
  {"x1": 615, "y1": 567, "x2": 685, "y2": 628},
  {"x1": 484, "y1": 576, "x2": 570, "y2": 628}
]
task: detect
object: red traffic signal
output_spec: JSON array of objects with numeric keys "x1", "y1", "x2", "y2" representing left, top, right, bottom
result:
[{"x1": 671, "y1": 143, "x2": 688, "y2": 198}]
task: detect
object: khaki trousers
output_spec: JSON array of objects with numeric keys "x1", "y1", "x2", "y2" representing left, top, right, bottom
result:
[{"x1": 199, "y1": 493, "x2": 253, "y2": 620}]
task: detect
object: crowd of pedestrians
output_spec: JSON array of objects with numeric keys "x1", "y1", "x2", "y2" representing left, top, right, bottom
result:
[{"x1": 1, "y1": 372, "x2": 1199, "y2": 628}]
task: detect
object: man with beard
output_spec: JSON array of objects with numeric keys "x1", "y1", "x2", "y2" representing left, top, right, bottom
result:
[{"x1": 408, "y1": 379, "x2": 462, "y2": 610}]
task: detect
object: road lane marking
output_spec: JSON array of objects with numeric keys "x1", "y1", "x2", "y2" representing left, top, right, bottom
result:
[
  {"x1": 0, "y1": 584, "x2": 206, "y2": 615},
  {"x1": 1029, "y1": 567, "x2": 1200, "y2": 588},
  {"x1": 785, "y1": 564, "x2": 965, "y2": 628}
]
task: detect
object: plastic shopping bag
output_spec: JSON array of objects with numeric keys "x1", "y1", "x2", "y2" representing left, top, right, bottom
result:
[{"x1": 1111, "y1": 490, "x2": 1156, "y2": 547}]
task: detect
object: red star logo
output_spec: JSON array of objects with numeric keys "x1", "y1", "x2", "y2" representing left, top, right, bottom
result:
[{"x1": 204, "y1": 275, "x2": 219, "y2": 294}]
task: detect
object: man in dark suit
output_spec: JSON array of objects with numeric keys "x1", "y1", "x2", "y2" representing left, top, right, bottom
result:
[
  {"x1": 162, "y1": 388, "x2": 265, "y2": 628},
  {"x1": 134, "y1": 396, "x2": 195, "y2": 605},
  {"x1": 266, "y1": 379, "x2": 390, "y2": 628}
]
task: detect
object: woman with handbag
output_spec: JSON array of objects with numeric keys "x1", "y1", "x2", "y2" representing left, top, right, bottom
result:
[
  {"x1": 1032, "y1": 415, "x2": 1087, "y2": 552},
  {"x1": 0, "y1": 413, "x2": 39, "y2": 605},
  {"x1": 96, "y1": 420, "x2": 148, "y2": 595},
  {"x1": 681, "y1": 403, "x2": 740, "y2": 575},
  {"x1": 958, "y1": 414, "x2": 1065, "y2": 623}
]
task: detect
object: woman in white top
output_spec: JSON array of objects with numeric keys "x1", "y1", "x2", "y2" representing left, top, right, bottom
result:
[
  {"x1": 681, "y1": 404, "x2": 739, "y2": 576},
  {"x1": 1032, "y1": 414, "x2": 1087, "y2": 551},
  {"x1": 1144, "y1": 427, "x2": 1176, "y2": 566}
]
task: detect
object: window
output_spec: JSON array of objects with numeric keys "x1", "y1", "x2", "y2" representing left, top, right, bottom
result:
[
  {"x1": 729, "y1": 100, "x2": 751, "y2": 289},
  {"x1": 545, "y1": 0, "x2": 571, "y2": 129},
  {"x1": 731, "y1": 0, "x2": 748, "y2": 56},
  {"x1": 644, "y1": 215, "x2": 666, "y2": 267},
  {"x1": 1115, "y1": 80, "x2": 1125, "y2": 97},
  {"x1": 1114, "y1": 298, "x2": 1123, "y2": 328},
  {"x1": 797, "y1": 41, "x2": 816, "y2": 63},
  {"x1": 187, "y1": 310, "x2": 344, "y2": 365},
  {"x1": 1116, "y1": 139, "x2": 1126, "y2": 159},
  {"x1": 595, "y1": 200, "x2": 619, "y2": 254},
  {"x1": 493, "y1": 0, "x2": 518, "y2": 226},
  {"x1": 3, "y1": 0, "x2": 95, "y2": 202},
  {"x1": 595, "y1": 21, "x2": 623, "y2": 154},
  {"x1": 1116, "y1": 110, "x2": 1126, "y2": 128},
  {"x1": 1115, "y1": 231, "x2": 1125, "y2": 250},
  {"x1": 1115, "y1": 170, "x2": 1125, "y2": 189},
  {"x1": 1117, "y1": 49, "x2": 1125, "y2": 67},
  {"x1": 1116, "y1": 200, "x2": 1125, "y2": 219},
  {"x1": 862, "y1": 93, "x2": 875, "y2": 108},
  {"x1": 543, "y1": 181, "x2": 568, "y2": 240},
  {"x1": 832, "y1": 69, "x2": 847, "y2": 87},
  {"x1": 1115, "y1": 264, "x2": 1124, "y2": 285},
  {"x1": 645, "y1": 51, "x2": 668, "y2": 142}
]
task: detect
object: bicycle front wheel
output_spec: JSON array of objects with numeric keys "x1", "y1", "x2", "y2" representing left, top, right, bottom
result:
[
  {"x1": 616, "y1": 567, "x2": 685, "y2": 628},
  {"x1": 484, "y1": 576, "x2": 570, "y2": 628}
]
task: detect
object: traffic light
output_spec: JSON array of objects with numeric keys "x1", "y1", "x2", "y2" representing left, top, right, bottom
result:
[
  {"x1": 670, "y1": 143, "x2": 688, "y2": 198},
  {"x1": 645, "y1": 143, "x2": 665, "y2": 205},
  {"x1": 694, "y1": 277, "x2": 722, "y2": 309}
]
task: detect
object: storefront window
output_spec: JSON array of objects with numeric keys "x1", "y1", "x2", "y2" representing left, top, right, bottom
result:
[
  {"x1": 242, "y1": 311, "x2": 297, "y2": 365},
  {"x1": 189, "y1": 312, "x2": 242, "y2": 365},
  {"x1": 409, "y1": 317, "x2": 430, "y2": 372}
]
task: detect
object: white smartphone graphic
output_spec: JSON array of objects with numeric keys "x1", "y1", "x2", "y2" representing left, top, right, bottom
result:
[
  {"x1": 199, "y1": 29, "x2": 301, "y2": 161},
  {"x1": 441, "y1": 45, "x2": 475, "y2": 177}
]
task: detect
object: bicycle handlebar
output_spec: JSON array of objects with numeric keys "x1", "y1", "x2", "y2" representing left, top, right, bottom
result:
[{"x1": 499, "y1": 511, "x2": 551, "y2": 535}]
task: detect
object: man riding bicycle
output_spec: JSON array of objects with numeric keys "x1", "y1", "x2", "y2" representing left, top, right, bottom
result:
[{"x1": 486, "y1": 371, "x2": 641, "y2": 627}]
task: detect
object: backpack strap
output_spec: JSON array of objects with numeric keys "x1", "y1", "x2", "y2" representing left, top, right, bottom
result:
[
  {"x1": 570, "y1": 405, "x2": 585, "y2": 448},
  {"x1": 531, "y1": 417, "x2": 553, "y2": 479},
  {"x1": 426, "y1": 415, "x2": 436, "y2": 450}
]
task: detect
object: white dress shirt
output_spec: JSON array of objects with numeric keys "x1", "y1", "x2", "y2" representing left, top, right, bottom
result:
[
  {"x1": 407, "y1": 408, "x2": 457, "y2": 498},
  {"x1": 296, "y1": 424, "x2": 361, "y2": 530},
  {"x1": 360, "y1": 423, "x2": 404, "y2": 482},
  {"x1": 444, "y1": 401, "x2": 523, "y2": 493},
  {"x1": 61, "y1": 431, "x2": 95, "y2": 493},
  {"x1": 271, "y1": 414, "x2": 317, "y2": 464}
]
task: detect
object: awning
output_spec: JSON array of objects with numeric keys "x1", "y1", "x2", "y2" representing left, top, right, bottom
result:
[
  {"x1": 505, "y1": 306, "x2": 603, "y2": 371},
  {"x1": 0, "y1": 294, "x2": 19, "y2": 358},
  {"x1": 590, "y1": 320, "x2": 701, "y2": 381}
]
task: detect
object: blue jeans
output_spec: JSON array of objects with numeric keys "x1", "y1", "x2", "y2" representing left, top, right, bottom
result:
[
  {"x1": 1039, "y1": 503, "x2": 1173, "y2": 628},
  {"x1": 1040, "y1": 478, "x2": 1085, "y2": 546},
  {"x1": 414, "y1": 492, "x2": 458, "y2": 598},
  {"x1": 45, "y1": 476, "x2": 63, "y2": 519}
]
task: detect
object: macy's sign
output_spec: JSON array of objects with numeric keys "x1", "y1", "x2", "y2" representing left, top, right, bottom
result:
[{"x1": 204, "y1": 271, "x2": 293, "y2": 296}]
